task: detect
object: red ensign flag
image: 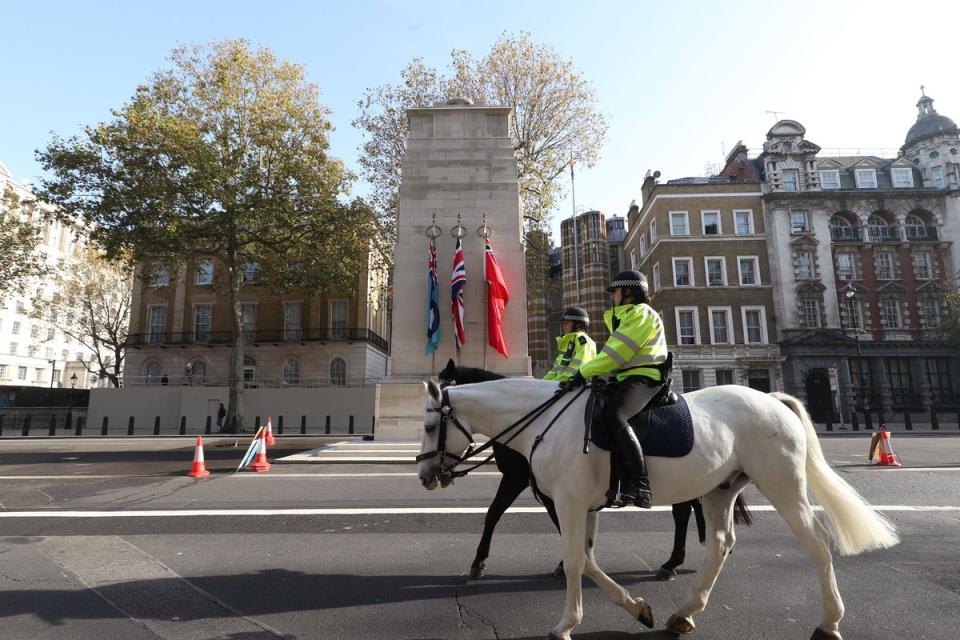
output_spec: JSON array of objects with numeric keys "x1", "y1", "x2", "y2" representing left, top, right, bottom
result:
[{"x1": 485, "y1": 239, "x2": 510, "y2": 357}]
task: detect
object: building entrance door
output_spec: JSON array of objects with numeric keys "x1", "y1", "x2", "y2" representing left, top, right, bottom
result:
[
  {"x1": 747, "y1": 369, "x2": 771, "y2": 392},
  {"x1": 805, "y1": 370, "x2": 834, "y2": 423}
]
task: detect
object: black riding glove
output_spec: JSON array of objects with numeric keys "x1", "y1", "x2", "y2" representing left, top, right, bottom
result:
[{"x1": 568, "y1": 371, "x2": 586, "y2": 388}]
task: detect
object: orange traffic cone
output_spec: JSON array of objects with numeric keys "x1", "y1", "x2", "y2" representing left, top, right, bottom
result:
[
  {"x1": 265, "y1": 416, "x2": 276, "y2": 446},
  {"x1": 187, "y1": 436, "x2": 211, "y2": 478},
  {"x1": 877, "y1": 428, "x2": 901, "y2": 467},
  {"x1": 247, "y1": 433, "x2": 272, "y2": 473}
]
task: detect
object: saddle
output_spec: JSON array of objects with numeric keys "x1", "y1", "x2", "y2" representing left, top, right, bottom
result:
[{"x1": 584, "y1": 381, "x2": 694, "y2": 458}]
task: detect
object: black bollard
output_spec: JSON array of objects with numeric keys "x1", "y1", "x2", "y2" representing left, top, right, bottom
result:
[
  {"x1": 65, "y1": 412, "x2": 73, "y2": 431},
  {"x1": 231, "y1": 415, "x2": 238, "y2": 433},
  {"x1": 76, "y1": 416, "x2": 84, "y2": 436},
  {"x1": 349, "y1": 415, "x2": 354, "y2": 435},
  {"x1": 930, "y1": 408, "x2": 939, "y2": 431},
  {"x1": 300, "y1": 415, "x2": 306, "y2": 435},
  {"x1": 826, "y1": 418, "x2": 833, "y2": 432},
  {"x1": 48, "y1": 414, "x2": 57, "y2": 436},
  {"x1": 154, "y1": 416, "x2": 161, "y2": 436},
  {"x1": 101, "y1": 416, "x2": 109, "y2": 436},
  {"x1": 22, "y1": 415, "x2": 32, "y2": 436},
  {"x1": 205, "y1": 416, "x2": 211, "y2": 435},
  {"x1": 179, "y1": 416, "x2": 186, "y2": 435},
  {"x1": 371, "y1": 415, "x2": 376, "y2": 436},
  {"x1": 850, "y1": 411, "x2": 859, "y2": 431},
  {"x1": 255, "y1": 416, "x2": 260, "y2": 431},
  {"x1": 325, "y1": 415, "x2": 331, "y2": 435},
  {"x1": 864, "y1": 410, "x2": 873, "y2": 431},
  {"x1": 904, "y1": 412, "x2": 913, "y2": 431},
  {"x1": 278, "y1": 415, "x2": 284, "y2": 435},
  {"x1": 128, "y1": 416, "x2": 135, "y2": 436}
]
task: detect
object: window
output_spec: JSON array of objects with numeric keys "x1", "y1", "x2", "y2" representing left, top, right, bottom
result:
[
  {"x1": 147, "y1": 305, "x2": 166, "y2": 344},
  {"x1": 932, "y1": 166, "x2": 945, "y2": 188},
  {"x1": 639, "y1": 234, "x2": 646, "y2": 258},
  {"x1": 330, "y1": 357, "x2": 347, "y2": 386},
  {"x1": 9, "y1": 342, "x2": 17, "y2": 356},
  {"x1": 920, "y1": 299, "x2": 940, "y2": 329},
  {"x1": 0, "y1": 365, "x2": 6, "y2": 380},
  {"x1": 875, "y1": 252, "x2": 894, "y2": 280},
  {"x1": 855, "y1": 169, "x2": 877, "y2": 188},
  {"x1": 192, "y1": 304, "x2": 212, "y2": 343},
  {"x1": 738, "y1": 256, "x2": 759, "y2": 286},
  {"x1": 630, "y1": 249, "x2": 638, "y2": 270},
  {"x1": 649, "y1": 219, "x2": 658, "y2": 243},
  {"x1": 243, "y1": 356, "x2": 257, "y2": 387},
  {"x1": 800, "y1": 300, "x2": 821, "y2": 329},
  {"x1": 44, "y1": 347, "x2": 53, "y2": 359},
  {"x1": 734, "y1": 210, "x2": 753, "y2": 234},
  {"x1": 912, "y1": 252, "x2": 932, "y2": 279},
  {"x1": 782, "y1": 169, "x2": 799, "y2": 192},
  {"x1": 12, "y1": 321, "x2": 20, "y2": 335},
  {"x1": 891, "y1": 168, "x2": 914, "y2": 188},
  {"x1": 790, "y1": 210, "x2": 809, "y2": 233},
  {"x1": 927, "y1": 358, "x2": 955, "y2": 403},
  {"x1": 708, "y1": 307, "x2": 733, "y2": 344},
  {"x1": 798, "y1": 251, "x2": 816, "y2": 279},
  {"x1": 145, "y1": 362, "x2": 161, "y2": 383},
  {"x1": 886, "y1": 358, "x2": 915, "y2": 406},
  {"x1": 284, "y1": 302, "x2": 302, "y2": 341},
  {"x1": 819, "y1": 170, "x2": 840, "y2": 190},
  {"x1": 16, "y1": 301, "x2": 26, "y2": 314},
  {"x1": 675, "y1": 308, "x2": 700, "y2": 345},
  {"x1": 673, "y1": 258, "x2": 693, "y2": 287},
  {"x1": 189, "y1": 360, "x2": 206, "y2": 385},
  {"x1": 34, "y1": 368, "x2": 44, "y2": 382},
  {"x1": 881, "y1": 299, "x2": 902, "y2": 329},
  {"x1": 17, "y1": 366, "x2": 27, "y2": 380},
  {"x1": 330, "y1": 300, "x2": 349, "y2": 339},
  {"x1": 868, "y1": 215, "x2": 897, "y2": 241},
  {"x1": 837, "y1": 253, "x2": 856, "y2": 281},
  {"x1": 844, "y1": 299, "x2": 864, "y2": 330},
  {"x1": 849, "y1": 358, "x2": 872, "y2": 405},
  {"x1": 904, "y1": 214, "x2": 929, "y2": 240},
  {"x1": 702, "y1": 210, "x2": 721, "y2": 235},
  {"x1": 47, "y1": 327, "x2": 55, "y2": 341},
  {"x1": 152, "y1": 266, "x2": 170, "y2": 287},
  {"x1": 670, "y1": 211, "x2": 689, "y2": 236},
  {"x1": 241, "y1": 303, "x2": 257, "y2": 342},
  {"x1": 705, "y1": 257, "x2": 726, "y2": 286},
  {"x1": 682, "y1": 369, "x2": 702, "y2": 392},
  {"x1": 742, "y1": 307, "x2": 767, "y2": 344},
  {"x1": 653, "y1": 263, "x2": 661, "y2": 292},
  {"x1": 195, "y1": 261, "x2": 214, "y2": 285},
  {"x1": 30, "y1": 325, "x2": 40, "y2": 339},
  {"x1": 281, "y1": 359, "x2": 300, "y2": 385},
  {"x1": 715, "y1": 370, "x2": 735, "y2": 385},
  {"x1": 242, "y1": 261, "x2": 259, "y2": 283}
]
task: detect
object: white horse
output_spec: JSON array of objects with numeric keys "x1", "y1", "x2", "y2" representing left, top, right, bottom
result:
[{"x1": 416, "y1": 378, "x2": 898, "y2": 640}]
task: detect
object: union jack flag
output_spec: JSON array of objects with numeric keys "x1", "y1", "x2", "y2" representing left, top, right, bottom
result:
[{"x1": 451, "y1": 237, "x2": 466, "y2": 351}]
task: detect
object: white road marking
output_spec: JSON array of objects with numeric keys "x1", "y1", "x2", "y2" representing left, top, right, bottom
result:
[
  {"x1": 2, "y1": 505, "x2": 959, "y2": 518},
  {"x1": 0, "y1": 472, "x2": 503, "y2": 479}
]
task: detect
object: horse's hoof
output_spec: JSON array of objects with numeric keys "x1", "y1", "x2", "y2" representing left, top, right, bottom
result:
[
  {"x1": 810, "y1": 628, "x2": 842, "y2": 640},
  {"x1": 637, "y1": 601, "x2": 654, "y2": 629},
  {"x1": 666, "y1": 613, "x2": 695, "y2": 634},
  {"x1": 656, "y1": 566, "x2": 677, "y2": 581},
  {"x1": 552, "y1": 561, "x2": 565, "y2": 578},
  {"x1": 468, "y1": 562, "x2": 486, "y2": 580},
  {"x1": 546, "y1": 633, "x2": 566, "y2": 640}
]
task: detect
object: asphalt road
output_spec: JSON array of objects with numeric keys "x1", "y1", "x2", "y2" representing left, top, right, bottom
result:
[{"x1": 1, "y1": 435, "x2": 958, "y2": 640}]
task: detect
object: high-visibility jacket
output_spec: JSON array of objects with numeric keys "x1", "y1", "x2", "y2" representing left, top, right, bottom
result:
[
  {"x1": 579, "y1": 303, "x2": 667, "y2": 382},
  {"x1": 544, "y1": 331, "x2": 596, "y2": 381}
]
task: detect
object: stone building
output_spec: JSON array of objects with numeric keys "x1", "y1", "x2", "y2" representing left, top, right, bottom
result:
[
  {"x1": 124, "y1": 254, "x2": 389, "y2": 388},
  {"x1": 560, "y1": 210, "x2": 613, "y2": 346},
  {"x1": 624, "y1": 166, "x2": 783, "y2": 393},
  {"x1": 757, "y1": 93, "x2": 959, "y2": 420}
]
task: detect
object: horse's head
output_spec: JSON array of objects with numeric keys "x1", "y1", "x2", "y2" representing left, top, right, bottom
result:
[{"x1": 417, "y1": 378, "x2": 475, "y2": 491}]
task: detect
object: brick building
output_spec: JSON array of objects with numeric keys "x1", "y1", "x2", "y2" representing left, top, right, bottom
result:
[{"x1": 560, "y1": 210, "x2": 613, "y2": 346}]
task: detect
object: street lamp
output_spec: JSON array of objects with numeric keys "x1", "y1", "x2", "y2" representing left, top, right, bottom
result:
[
  {"x1": 67, "y1": 372, "x2": 77, "y2": 430},
  {"x1": 845, "y1": 290, "x2": 862, "y2": 357}
]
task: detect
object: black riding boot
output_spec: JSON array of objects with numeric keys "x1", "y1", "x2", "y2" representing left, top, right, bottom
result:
[{"x1": 609, "y1": 423, "x2": 652, "y2": 509}]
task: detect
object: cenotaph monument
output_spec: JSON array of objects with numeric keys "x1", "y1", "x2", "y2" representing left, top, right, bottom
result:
[{"x1": 376, "y1": 99, "x2": 530, "y2": 439}]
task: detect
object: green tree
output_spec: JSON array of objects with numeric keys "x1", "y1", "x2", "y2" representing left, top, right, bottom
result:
[
  {"x1": 36, "y1": 39, "x2": 377, "y2": 432},
  {"x1": 0, "y1": 184, "x2": 49, "y2": 297},
  {"x1": 32, "y1": 249, "x2": 132, "y2": 388},
  {"x1": 353, "y1": 31, "x2": 608, "y2": 243}
]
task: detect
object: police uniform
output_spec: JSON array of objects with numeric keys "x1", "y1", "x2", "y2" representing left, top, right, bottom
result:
[
  {"x1": 570, "y1": 271, "x2": 668, "y2": 508},
  {"x1": 544, "y1": 307, "x2": 597, "y2": 382}
]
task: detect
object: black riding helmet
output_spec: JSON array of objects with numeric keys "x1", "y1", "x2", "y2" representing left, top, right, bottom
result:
[
  {"x1": 561, "y1": 306, "x2": 590, "y2": 332},
  {"x1": 607, "y1": 270, "x2": 649, "y2": 303}
]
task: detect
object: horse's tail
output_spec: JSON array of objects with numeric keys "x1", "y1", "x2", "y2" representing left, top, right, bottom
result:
[
  {"x1": 769, "y1": 392, "x2": 899, "y2": 556},
  {"x1": 733, "y1": 493, "x2": 752, "y2": 527}
]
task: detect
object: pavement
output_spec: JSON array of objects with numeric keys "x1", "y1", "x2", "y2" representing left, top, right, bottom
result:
[{"x1": 1, "y1": 435, "x2": 958, "y2": 639}]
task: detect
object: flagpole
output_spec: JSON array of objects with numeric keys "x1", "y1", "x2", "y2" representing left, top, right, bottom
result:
[
  {"x1": 570, "y1": 160, "x2": 581, "y2": 303},
  {"x1": 479, "y1": 212, "x2": 491, "y2": 372},
  {"x1": 452, "y1": 212, "x2": 466, "y2": 368}
]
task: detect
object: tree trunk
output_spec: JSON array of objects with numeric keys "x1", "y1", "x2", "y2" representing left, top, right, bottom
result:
[{"x1": 225, "y1": 249, "x2": 247, "y2": 433}]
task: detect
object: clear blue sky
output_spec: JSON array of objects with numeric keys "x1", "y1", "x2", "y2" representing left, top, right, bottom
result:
[{"x1": 3, "y1": 1, "x2": 959, "y2": 244}]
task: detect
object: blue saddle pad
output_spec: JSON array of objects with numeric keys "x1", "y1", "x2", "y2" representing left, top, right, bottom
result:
[{"x1": 589, "y1": 393, "x2": 694, "y2": 458}]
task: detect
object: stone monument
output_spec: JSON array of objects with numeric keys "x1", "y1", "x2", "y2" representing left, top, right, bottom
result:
[{"x1": 376, "y1": 100, "x2": 530, "y2": 438}]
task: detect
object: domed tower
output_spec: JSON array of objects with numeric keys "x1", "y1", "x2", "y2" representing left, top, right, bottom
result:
[{"x1": 901, "y1": 89, "x2": 960, "y2": 189}]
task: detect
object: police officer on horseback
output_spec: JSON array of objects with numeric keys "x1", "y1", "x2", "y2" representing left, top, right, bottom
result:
[
  {"x1": 544, "y1": 307, "x2": 597, "y2": 382},
  {"x1": 564, "y1": 270, "x2": 669, "y2": 509}
]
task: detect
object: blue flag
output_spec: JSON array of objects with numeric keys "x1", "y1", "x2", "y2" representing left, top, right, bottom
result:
[{"x1": 426, "y1": 238, "x2": 441, "y2": 354}]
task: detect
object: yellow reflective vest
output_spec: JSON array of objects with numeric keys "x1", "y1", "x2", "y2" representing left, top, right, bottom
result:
[
  {"x1": 544, "y1": 331, "x2": 597, "y2": 381},
  {"x1": 579, "y1": 303, "x2": 668, "y2": 382}
]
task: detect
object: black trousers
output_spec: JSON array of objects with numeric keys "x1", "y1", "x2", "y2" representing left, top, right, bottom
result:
[{"x1": 603, "y1": 376, "x2": 661, "y2": 439}]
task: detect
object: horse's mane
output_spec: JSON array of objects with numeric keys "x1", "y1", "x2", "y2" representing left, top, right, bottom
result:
[{"x1": 438, "y1": 359, "x2": 505, "y2": 384}]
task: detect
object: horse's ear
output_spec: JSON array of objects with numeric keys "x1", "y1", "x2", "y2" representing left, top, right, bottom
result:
[
  {"x1": 424, "y1": 379, "x2": 442, "y2": 403},
  {"x1": 445, "y1": 358, "x2": 456, "y2": 371}
]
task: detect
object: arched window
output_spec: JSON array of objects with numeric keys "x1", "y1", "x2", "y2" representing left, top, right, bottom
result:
[
  {"x1": 282, "y1": 359, "x2": 300, "y2": 385},
  {"x1": 330, "y1": 358, "x2": 347, "y2": 386},
  {"x1": 904, "y1": 214, "x2": 928, "y2": 240},
  {"x1": 145, "y1": 362, "x2": 161, "y2": 383},
  {"x1": 189, "y1": 360, "x2": 206, "y2": 385},
  {"x1": 829, "y1": 215, "x2": 856, "y2": 241},
  {"x1": 868, "y1": 215, "x2": 895, "y2": 241}
]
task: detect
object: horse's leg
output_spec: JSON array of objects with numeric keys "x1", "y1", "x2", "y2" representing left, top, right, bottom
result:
[
  {"x1": 667, "y1": 488, "x2": 738, "y2": 634},
  {"x1": 542, "y1": 495, "x2": 566, "y2": 578},
  {"x1": 581, "y1": 510, "x2": 654, "y2": 628},
  {"x1": 469, "y1": 465, "x2": 528, "y2": 579},
  {"x1": 547, "y1": 499, "x2": 588, "y2": 640},
  {"x1": 657, "y1": 500, "x2": 693, "y2": 580}
]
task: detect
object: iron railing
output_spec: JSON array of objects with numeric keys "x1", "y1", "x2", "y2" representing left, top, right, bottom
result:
[
  {"x1": 830, "y1": 227, "x2": 863, "y2": 241},
  {"x1": 128, "y1": 328, "x2": 388, "y2": 353},
  {"x1": 868, "y1": 226, "x2": 900, "y2": 242},
  {"x1": 904, "y1": 225, "x2": 939, "y2": 241}
]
